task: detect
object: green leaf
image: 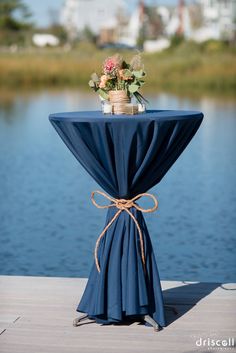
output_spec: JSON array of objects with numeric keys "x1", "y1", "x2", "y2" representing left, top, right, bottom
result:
[
  {"x1": 123, "y1": 62, "x2": 130, "y2": 69},
  {"x1": 128, "y1": 84, "x2": 139, "y2": 93},
  {"x1": 133, "y1": 92, "x2": 142, "y2": 104},
  {"x1": 134, "y1": 91, "x2": 149, "y2": 103},
  {"x1": 133, "y1": 70, "x2": 145, "y2": 78},
  {"x1": 138, "y1": 80, "x2": 145, "y2": 86},
  {"x1": 123, "y1": 69, "x2": 132, "y2": 77},
  {"x1": 88, "y1": 80, "x2": 95, "y2": 88},
  {"x1": 98, "y1": 89, "x2": 109, "y2": 100}
]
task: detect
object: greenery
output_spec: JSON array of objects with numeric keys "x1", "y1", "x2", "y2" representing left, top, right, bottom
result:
[
  {"x1": 0, "y1": 0, "x2": 32, "y2": 30},
  {"x1": 0, "y1": 0, "x2": 234, "y2": 99},
  {"x1": 0, "y1": 0, "x2": 32, "y2": 46},
  {"x1": 0, "y1": 41, "x2": 235, "y2": 96}
]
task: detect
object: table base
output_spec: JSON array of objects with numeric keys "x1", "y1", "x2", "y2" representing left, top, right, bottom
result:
[{"x1": 73, "y1": 313, "x2": 161, "y2": 331}]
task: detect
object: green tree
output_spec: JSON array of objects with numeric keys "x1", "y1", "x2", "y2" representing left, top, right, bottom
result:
[
  {"x1": 0, "y1": 0, "x2": 32, "y2": 31},
  {"x1": 82, "y1": 26, "x2": 97, "y2": 44}
]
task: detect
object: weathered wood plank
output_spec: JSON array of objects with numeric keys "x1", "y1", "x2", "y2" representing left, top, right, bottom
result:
[{"x1": 0, "y1": 276, "x2": 235, "y2": 353}]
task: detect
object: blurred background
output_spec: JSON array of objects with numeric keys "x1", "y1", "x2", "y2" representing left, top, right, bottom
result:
[{"x1": 0, "y1": 0, "x2": 235, "y2": 283}]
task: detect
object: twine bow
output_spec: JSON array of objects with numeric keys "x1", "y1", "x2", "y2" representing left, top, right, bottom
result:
[{"x1": 91, "y1": 190, "x2": 158, "y2": 273}]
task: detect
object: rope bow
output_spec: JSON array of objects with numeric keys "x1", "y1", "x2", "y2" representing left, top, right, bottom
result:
[{"x1": 91, "y1": 190, "x2": 158, "y2": 273}]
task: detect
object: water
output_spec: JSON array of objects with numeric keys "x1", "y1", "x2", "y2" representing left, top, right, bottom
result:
[{"x1": 0, "y1": 89, "x2": 235, "y2": 283}]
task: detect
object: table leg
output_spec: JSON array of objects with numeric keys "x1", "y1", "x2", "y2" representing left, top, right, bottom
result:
[
  {"x1": 143, "y1": 315, "x2": 161, "y2": 332},
  {"x1": 73, "y1": 314, "x2": 96, "y2": 327}
]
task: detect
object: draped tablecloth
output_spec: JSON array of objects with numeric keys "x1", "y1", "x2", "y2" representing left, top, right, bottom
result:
[{"x1": 49, "y1": 110, "x2": 203, "y2": 328}]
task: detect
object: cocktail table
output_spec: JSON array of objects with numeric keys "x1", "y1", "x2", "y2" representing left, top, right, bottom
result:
[{"x1": 49, "y1": 110, "x2": 203, "y2": 331}]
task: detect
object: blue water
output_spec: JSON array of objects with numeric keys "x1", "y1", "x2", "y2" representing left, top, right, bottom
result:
[{"x1": 0, "y1": 89, "x2": 235, "y2": 283}]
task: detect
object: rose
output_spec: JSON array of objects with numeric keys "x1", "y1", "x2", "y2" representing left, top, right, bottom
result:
[
  {"x1": 103, "y1": 58, "x2": 116, "y2": 74},
  {"x1": 103, "y1": 54, "x2": 123, "y2": 75},
  {"x1": 103, "y1": 58, "x2": 117, "y2": 75}
]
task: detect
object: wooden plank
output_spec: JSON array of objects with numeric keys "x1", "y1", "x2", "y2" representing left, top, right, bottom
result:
[
  {"x1": 0, "y1": 342, "x2": 198, "y2": 353},
  {"x1": 0, "y1": 328, "x2": 6, "y2": 336},
  {"x1": 0, "y1": 327, "x2": 215, "y2": 349},
  {"x1": 0, "y1": 314, "x2": 20, "y2": 337},
  {"x1": 0, "y1": 330, "x2": 235, "y2": 353},
  {"x1": 0, "y1": 315, "x2": 20, "y2": 324},
  {"x1": 0, "y1": 276, "x2": 235, "y2": 353}
]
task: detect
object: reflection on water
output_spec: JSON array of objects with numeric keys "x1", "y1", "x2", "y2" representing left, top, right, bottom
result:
[{"x1": 0, "y1": 89, "x2": 235, "y2": 282}]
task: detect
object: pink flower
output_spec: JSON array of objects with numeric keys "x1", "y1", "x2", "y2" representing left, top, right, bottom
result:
[
  {"x1": 99, "y1": 74, "x2": 108, "y2": 88},
  {"x1": 103, "y1": 54, "x2": 123, "y2": 75},
  {"x1": 99, "y1": 81, "x2": 106, "y2": 88},
  {"x1": 103, "y1": 58, "x2": 116, "y2": 74}
]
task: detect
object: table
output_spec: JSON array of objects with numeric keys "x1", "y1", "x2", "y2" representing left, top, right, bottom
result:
[{"x1": 49, "y1": 110, "x2": 203, "y2": 330}]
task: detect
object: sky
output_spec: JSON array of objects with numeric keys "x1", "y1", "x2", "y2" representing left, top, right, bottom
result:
[{"x1": 24, "y1": 0, "x2": 183, "y2": 28}]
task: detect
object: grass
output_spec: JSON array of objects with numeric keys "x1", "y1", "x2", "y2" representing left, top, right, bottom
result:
[{"x1": 0, "y1": 41, "x2": 235, "y2": 96}]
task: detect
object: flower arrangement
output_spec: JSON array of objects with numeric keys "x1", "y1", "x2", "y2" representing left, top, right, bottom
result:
[{"x1": 88, "y1": 53, "x2": 147, "y2": 105}]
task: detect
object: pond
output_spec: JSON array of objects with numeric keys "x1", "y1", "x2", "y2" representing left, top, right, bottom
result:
[{"x1": 0, "y1": 89, "x2": 235, "y2": 283}]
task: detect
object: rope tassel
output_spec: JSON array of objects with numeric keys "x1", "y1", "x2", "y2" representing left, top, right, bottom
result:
[{"x1": 91, "y1": 190, "x2": 158, "y2": 273}]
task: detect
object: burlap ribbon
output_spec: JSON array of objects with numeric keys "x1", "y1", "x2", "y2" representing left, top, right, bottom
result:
[{"x1": 91, "y1": 190, "x2": 158, "y2": 273}]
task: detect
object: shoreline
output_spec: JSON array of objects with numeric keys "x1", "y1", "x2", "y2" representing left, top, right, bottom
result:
[
  {"x1": 0, "y1": 85, "x2": 235, "y2": 102},
  {"x1": 0, "y1": 44, "x2": 235, "y2": 94}
]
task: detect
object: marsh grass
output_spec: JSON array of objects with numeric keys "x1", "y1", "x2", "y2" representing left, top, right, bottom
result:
[{"x1": 0, "y1": 42, "x2": 235, "y2": 95}]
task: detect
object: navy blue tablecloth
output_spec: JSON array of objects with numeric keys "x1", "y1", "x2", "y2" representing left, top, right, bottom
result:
[{"x1": 49, "y1": 110, "x2": 203, "y2": 327}]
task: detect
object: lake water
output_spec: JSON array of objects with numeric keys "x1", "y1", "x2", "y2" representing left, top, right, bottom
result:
[{"x1": 0, "y1": 89, "x2": 235, "y2": 283}]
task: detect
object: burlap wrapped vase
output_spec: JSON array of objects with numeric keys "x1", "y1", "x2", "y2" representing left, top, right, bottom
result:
[{"x1": 109, "y1": 90, "x2": 137, "y2": 115}]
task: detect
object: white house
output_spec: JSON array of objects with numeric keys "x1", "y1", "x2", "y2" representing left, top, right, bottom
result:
[
  {"x1": 60, "y1": 0, "x2": 79, "y2": 40},
  {"x1": 196, "y1": 0, "x2": 236, "y2": 40},
  {"x1": 60, "y1": 0, "x2": 126, "y2": 39},
  {"x1": 118, "y1": 6, "x2": 141, "y2": 47},
  {"x1": 165, "y1": 1, "x2": 193, "y2": 39}
]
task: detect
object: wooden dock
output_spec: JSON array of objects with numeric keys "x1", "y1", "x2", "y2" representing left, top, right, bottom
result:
[{"x1": 0, "y1": 276, "x2": 235, "y2": 353}]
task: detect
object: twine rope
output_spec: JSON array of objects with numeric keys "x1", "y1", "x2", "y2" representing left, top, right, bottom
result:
[{"x1": 91, "y1": 190, "x2": 158, "y2": 273}]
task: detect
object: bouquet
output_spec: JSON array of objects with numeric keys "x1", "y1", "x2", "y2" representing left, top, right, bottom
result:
[{"x1": 88, "y1": 53, "x2": 148, "y2": 105}]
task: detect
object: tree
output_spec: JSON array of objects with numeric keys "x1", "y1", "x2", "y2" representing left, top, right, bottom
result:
[
  {"x1": 47, "y1": 8, "x2": 68, "y2": 44},
  {"x1": 0, "y1": 0, "x2": 32, "y2": 31},
  {"x1": 82, "y1": 26, "x2": 97, "y2": 44}
]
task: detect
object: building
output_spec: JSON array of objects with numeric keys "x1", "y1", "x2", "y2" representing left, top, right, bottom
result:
[
  {"x1": 118, "y1": 1, "x2": 165, "y2": 47},
  {"x1": 60, "y1": 0, "x2": 126, "y2": 41},
  {"x1": 164, "y1": 0, "x2": 236, "y2": 42},
  {"x1": 118, "y1": 2, "x2": 143, "y2": 47},
  {"x1": 165, "y1": 0, "x2": 193, "y2": 38},
  {"x1": 195, "y1": 0, "x2": 236, "y2": 41},
  {"x1": 60, "y1": 0, "x2": 236, "y2": 49},
  {"x1": 60, "y1": 0, "x2": 79, "y2": 41}
]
